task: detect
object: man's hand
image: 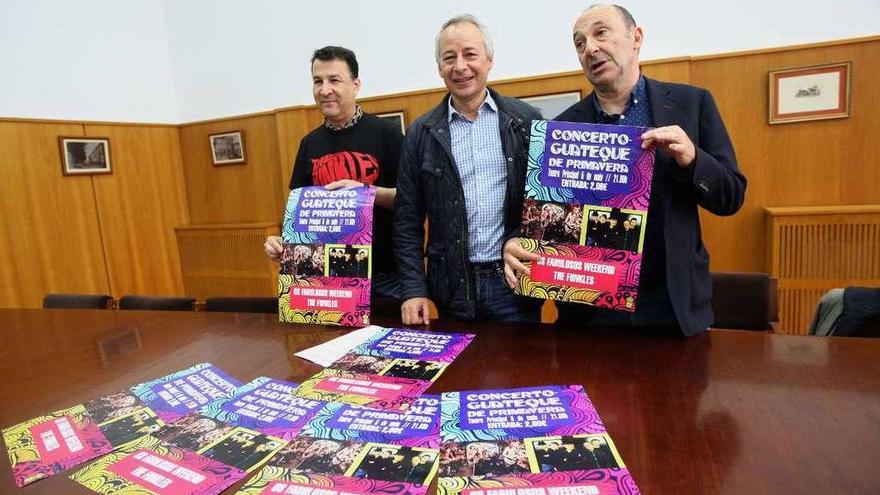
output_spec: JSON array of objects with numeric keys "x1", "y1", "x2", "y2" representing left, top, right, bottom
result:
[
  {"x1": 264, "y1": 235, "x2": 283, "y2": 262},
  {"x1": 324, "y1": 179, "x2": 363, "y2": 190},
  {"x1": 502, "y1": 238, "x2": 540, "y2": 289},
  {"x1": 641, "y1": 126, "x2": 696, "y2": 168},
  {"x1": 401, "y1": 297, "x2": 431, "y2": 325}
]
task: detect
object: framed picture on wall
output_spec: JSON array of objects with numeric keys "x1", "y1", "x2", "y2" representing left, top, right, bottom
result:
[
  {"x1": 376, "y1": 111, "x2": 407, "y2": 134},
  {"x1": 769, "y1": 62, "x2": 851, "y2": 124},
  {"x1": 209, "y1": 130, "x2": 247, "y2": 165},
  {"x1": 59, "y1": 137, "x2": 112, "y2": 176},
  {"x1": 522, "y1": 91, "x2": 583, "y2": 120}
]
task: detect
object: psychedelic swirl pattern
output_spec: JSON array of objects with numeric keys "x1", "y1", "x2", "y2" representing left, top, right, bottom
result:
[
  {"x1": 236, "y1": 466, "x2": 427, "y2": 495},
  {"x1": 198, "y1": 377, "x2": 323, "y2": 441},
  {"x1": 518, "y1": 120, "x2": 654, "y2": 311},
  {"x1": 299, "y1": 395, "x2": 441, "y2": 449},
  {"x1": 130, "y1": 363, "x2": 241, "y2": 423},
  {"x1": 514, "y1": 240, "x2": 640, "y2": 310},
  {"x1": 282, "y1": 187, "x2": 374, "y2": 246},
  {"x1": 525, "y1": 120, "x2": 654, "y2": 209},
  {"x1": 4, "y1": 405, "x2": 112, "y2": 487},
  {"x1": 352, "y1": 329, "x2": 476, "y2": 364},
  {"x1": 293, "y1": 369, "x2": 430, "y2": 412},
  {"x1": 438, "y1": 469, "x2": 641, "y2": 495},
  {"x1": 440, "y1": 386, "x2": 604, "y2": 443},
  {"x1": 280, "y1": 186, "x2": 375, "y2": 327},
  {"x1": 70, "y1": 435, "x2": 247, "y2": 495},
  {"x1": 279, "y1": 275, "x2": 371, "y2": 327}
]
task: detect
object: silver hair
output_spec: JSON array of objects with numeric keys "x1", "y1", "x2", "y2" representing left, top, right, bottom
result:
[{"x1": 435, "y1": 14, "x2": 494, "y2": 63}]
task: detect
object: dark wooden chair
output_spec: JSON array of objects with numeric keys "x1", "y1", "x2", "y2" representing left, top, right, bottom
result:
[
  {"x1": 118, "y1": 295, "x2": 196, "y2": 311},
  {"x1": 711, "y1": 272, "x2": 778, "y2": 330},
  {"x1": 204, "y1": 297, "x2": 278, "y2": 314},
  {"x1": 43, "y1": 293, "x2": 113, "y2": 310}
]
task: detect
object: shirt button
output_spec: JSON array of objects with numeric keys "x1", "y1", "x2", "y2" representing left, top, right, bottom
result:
[
  {"x1": 620, "y1": 115, "x2": 626, "y2": 120},
  {"x1": 507, "y1": 157, "x2": 513, "y2": 162},
  {"x1": 634, "y1": 99, "x2": 639, "y2": 104}
]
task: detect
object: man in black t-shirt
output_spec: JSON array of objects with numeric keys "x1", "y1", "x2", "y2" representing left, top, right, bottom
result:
[{"x1": 264, "y1": 46, "x2": 403, "y2": 300}]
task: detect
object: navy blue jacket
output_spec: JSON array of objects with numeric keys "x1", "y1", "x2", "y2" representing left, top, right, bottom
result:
[
  {"x1": 394, "y1": 88, "x2": 541, "y2": 318},
  {"x1": 556, "y1": 78, "x2": 747, "y2": 336}
]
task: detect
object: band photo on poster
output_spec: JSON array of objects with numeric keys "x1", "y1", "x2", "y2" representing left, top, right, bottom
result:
[
  {"x1": 584, "y1": 206, "x2": 645, "y2": 253},
  {"x1": 521, "y1": 199, "x2": 583, "y2": 245},
  {"x1": 326, "y1": 244, "x2": 371, "y2": 278}
]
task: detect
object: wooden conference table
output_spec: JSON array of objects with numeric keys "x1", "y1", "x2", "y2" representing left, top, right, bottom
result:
[{"x1": 0, "y1": 308, "x2": 878, "y2": 494}]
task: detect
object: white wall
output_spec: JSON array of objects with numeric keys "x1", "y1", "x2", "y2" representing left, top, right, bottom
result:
[
  {"x1": 0, "y1": 0, "x2": 179, "y2": 123},
  {"x1": 2, "y1": 0, "x2": 878, "y2": 123}
]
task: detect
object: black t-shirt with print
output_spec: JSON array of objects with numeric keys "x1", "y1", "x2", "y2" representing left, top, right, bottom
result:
[{"x1": 289, "y1": 113, "x2": 402, "y2": 274}]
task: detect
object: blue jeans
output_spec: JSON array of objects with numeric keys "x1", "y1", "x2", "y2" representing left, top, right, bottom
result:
[{"x1": 448, "y1": 262, "x2": 541, "y2": 324}]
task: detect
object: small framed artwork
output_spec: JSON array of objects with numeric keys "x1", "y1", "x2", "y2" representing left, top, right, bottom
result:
[
  {"x1": 376, "y1": 111, "x2": 407, "y2": 134},
  {"x1": 522, "y1": 91, "x2": 583, "y2": 119},
  {"x1": 769, "y1": 62, "x2": 851, "y2": 124},
  {"x1": 209, "y1": 130, "x2": 246, "y2": 165},
  {"x1": 59, "y1": 137, "x2": 112, "y2": 176}
]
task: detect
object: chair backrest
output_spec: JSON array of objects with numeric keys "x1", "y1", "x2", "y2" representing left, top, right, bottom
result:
[
  {"x1": 43, "y1": 293, "x2": 113, "y2": 310},
  {"x1": 118, "y1": 295, "x2": 196, "y2": 311},
  {"x1": 204, "y1": 297, "x2": 278, "y2": 314},
  {"x1": 711, "y1": 272, "x2": 778, "y2": 330}
]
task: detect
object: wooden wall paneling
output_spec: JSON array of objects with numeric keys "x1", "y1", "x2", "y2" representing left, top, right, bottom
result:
[
  {"x1": 0, "y1": 121, "x2": 111, "y2": 308},
  {"x1": 86, "y1": 124, "x2": 189, "y2": 297},
  {"x1": 765, "y1": 206, "x2": 880, "y2": 334},
  {"x1": 179, "y1": 114, "x2": 283, "y2": 224},
  {"x1": 175, "y1": 223, "x2": 279, "y2": 299},
  {"x1": 274, "y1": 107, "x2": 322, "y2": 210},
  {"x1": 691, "y1": 38, "x2": 880, "y2": 274},
  {"x1": 641, "y1": 58, "x2": 691, "y2": 85}
]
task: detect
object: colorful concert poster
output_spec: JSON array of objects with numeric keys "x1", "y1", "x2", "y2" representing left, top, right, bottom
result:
[
  {"x1": 515, "y1": 120, "x2": 655, "y2": 312},
  {"x1": 279, "y1": 185, "x2": 376, "y2": 327},
  {"x1": 293, "y1": 329, "x2": 474, "y2": 411},
  {"x1": 131, "y1": 362, "x2": 242, "y2": 423},
  {"x1": 298, "y1": 395, "x2": 441, "y2": 448},
  {"x1": 71, "y1": 421, "x2": 285, "y2": 495},
  {"x1": 198, "y1": 377, "x2": 325, "y2": 440},
  {"x1": 2, "y1": 391, "x2": 166, "y2": 487},
  {"x1": 234, "y1": 397, "x2": 441, "y2": 495},
  {"x1": 353, "y1": 327, "x2": 475, "y2": 364},
  {"x1": 437, "y1": 386, "x2": 640, "y2": 495}
]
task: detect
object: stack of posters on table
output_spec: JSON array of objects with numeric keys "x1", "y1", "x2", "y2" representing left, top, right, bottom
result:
[
  {"x1": 235, "y1": 394, "x2": 441, "y2": 495},
  {"x1": 514, "y1": 120, "x2": 655, "y2": 312},
  {"x1": 2, "y1": 362, "x2": 240, "y2": 487},
  {"x1": 70, "y1": 376, "x2": 315, "y2": 495},
  {"x1": 293, "y1": 327, "x2": 475, "y2": 412},
  {"x1": 438, "y1": 385, "x2": 641, "y2": 495},
  {"x1": 279, "y1": 185, "x2": 377, "y2": 327}
]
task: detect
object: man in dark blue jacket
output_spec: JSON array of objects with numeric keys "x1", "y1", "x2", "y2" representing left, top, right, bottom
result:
[
  {"x1": 503, "y1": 4, "x2": 746, "y2": 336},
  {"x1": 394, "y1": 15, "x2": 542, "y2": 325}
]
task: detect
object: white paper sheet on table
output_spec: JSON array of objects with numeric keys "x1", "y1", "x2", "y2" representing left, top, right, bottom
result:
[{"x1": 293, "y1": 325, "x2": 383, "y2": 367}]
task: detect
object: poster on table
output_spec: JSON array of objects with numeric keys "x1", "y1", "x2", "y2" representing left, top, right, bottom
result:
[
  {"x1": 437, "y1": 385, "x2": 641, "y2": 495},
  {"x1": 197, "y1": 377, "x2": 324, "y2": 441},
  {"x1": 279, "y1": 185, "x2": 376, "y2": 327},
  {"x1": 293, "y1": 328, "x2": 474, "y2": 412},
  {"x1": 131, "y1": 362, "x2": 242, "y2": 423},
  {"x1": 70, "y1": 422, "x2": 285, "y2": 495},
  {"x1": 514, "y1": 120, "x2": 655, "y2": 312},
  {"x1": 2, "y1": 363, "x2": 239, "y2": 487},
  {"x1": 2, "y1": 393, "x2": 162, "y2": 487},
  {"x1": 70, "y1": 377, "x2": 313, "y2": 495},
  {"x1": 233, "y1": 395, "x2": 442, "y2": 495}
]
